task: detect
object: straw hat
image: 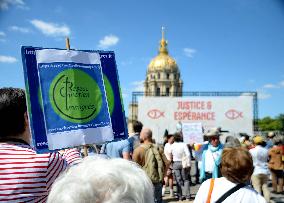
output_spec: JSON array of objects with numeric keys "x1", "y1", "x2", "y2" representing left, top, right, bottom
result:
[
  {"x1": 267, "y1": 132, "x2": 275, "y2": 138},
  {"x1": 205, "y1": 128, "x2": 221, "y2": 137},
  {"x1": 253, "y1": 135, "x2": 264, "y2": 144}
]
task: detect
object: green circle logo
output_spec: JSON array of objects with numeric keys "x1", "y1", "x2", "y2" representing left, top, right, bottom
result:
[
  {"x1": 103, "y1": 75, "x2": 114, "y2": 115},
  {"x1": 49, "y1": 69, "x2": 102, "y2": 123}
]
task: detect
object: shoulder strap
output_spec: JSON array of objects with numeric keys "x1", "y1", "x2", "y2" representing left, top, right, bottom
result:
[
  {"x1": 206, "y1": 178, "x2": 215, "y2": 203},
  {"x1": 215, "y1": 183, "x2": 245, "y2": 203},
  {"x1": 210, "y1": 149, "x2": 222, "y2": 167},
  {"x1": 141, "y1": 144, "x2": 152, "y2": 150}
]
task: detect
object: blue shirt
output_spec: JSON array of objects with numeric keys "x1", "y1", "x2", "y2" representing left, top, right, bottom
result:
[
  {"x1": 128, "y1": 134, "x2": 140, "y2": 153},
  {"x1": 106, "y1": 139, "x2": 130, "y2": 158},
  {"x1": 266, "y1": 140, "x2": 274, "y2": 149}
]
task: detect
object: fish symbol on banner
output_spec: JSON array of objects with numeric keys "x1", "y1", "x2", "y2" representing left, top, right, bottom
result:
[
  {"x1": 225, "y1": 109, "x2": 243, "y2": 120},
  {"x1": 147, "y1": 109, "x2": 165, "y2": 119}
]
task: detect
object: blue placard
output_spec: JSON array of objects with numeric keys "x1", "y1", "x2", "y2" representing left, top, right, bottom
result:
[
  {"x1": 99, "y1": 51, "x2": 128, "y2": 139},
  {"x1": 21, "y1": 47, "x2": 128, "y2": 153}
]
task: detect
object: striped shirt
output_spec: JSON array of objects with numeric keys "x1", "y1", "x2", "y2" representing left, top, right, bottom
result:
[
  {"x1": 62, "y1": 148, "x2": 82, "y2": 166},
  {"x1": 0, "y1": 143, "x2": 81, "y2": 203}
]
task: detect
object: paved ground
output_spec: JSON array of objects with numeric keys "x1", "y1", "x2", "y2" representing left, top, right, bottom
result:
[
  {"x1": 163, "y1": 183, "x2": 199, "y2": 203},
  {"x1": 163, "y1": 182, "x2": 284, "y2": 203}
]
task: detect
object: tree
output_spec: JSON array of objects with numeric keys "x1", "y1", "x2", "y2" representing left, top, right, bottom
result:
[
  {"x1": 257, "y1": 114, "x2": 283, "y2": 131},
  {"x1": 276, "y1": 114, "x2": 284, "y2": 131}
]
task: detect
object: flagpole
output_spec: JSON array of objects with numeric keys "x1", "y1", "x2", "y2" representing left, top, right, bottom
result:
[
  {"x1": 66, "y1": 37, "x2": 70, "y2": 50},
  {"x1": 65, "y1": 37, "x2": 88, "y2": 157}
]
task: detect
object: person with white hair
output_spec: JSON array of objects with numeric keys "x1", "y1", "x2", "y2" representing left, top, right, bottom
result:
[
  {"x1": 47, "y1": 157, "x2": 154, "y2": 203},
  {"x1": 224, "y1": 136, "x2": 241, "y2": 149}
]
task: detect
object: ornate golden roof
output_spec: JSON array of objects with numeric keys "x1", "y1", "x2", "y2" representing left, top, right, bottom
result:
[{"x1": 148, "y1": 27, "x2": 179, "y2": 72}]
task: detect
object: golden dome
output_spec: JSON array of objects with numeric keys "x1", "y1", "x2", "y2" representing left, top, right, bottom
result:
[{"x1": 148, "y1": 27, "x2": 179, "y2": 72}]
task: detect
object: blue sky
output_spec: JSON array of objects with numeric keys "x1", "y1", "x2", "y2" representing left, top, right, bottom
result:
[{"x1": 0, "y1": 0, "x2": 284, "y2": 118}]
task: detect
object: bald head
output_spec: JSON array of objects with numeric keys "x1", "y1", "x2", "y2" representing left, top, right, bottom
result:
[{"x1": 140, "y1": 128, "x2": 152, "y2": 142}]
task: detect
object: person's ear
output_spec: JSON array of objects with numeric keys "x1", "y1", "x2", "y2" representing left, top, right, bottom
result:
[{"x1": 24, "y1": 112, "x2": 29, "y2": 127}]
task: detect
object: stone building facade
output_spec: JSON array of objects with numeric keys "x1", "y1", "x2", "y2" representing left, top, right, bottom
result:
[{"x1": 128, "y1": 28, "x2": 183, "y2": 132}]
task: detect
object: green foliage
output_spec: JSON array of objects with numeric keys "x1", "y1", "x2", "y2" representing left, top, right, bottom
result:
[{"x1": 257, "y1": 114, "x2": 284, "y2": 131}]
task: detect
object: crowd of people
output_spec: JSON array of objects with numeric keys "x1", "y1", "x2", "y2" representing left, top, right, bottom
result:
[{"x1": 0, "y1": 87, "x2": 283, "y2": 203}]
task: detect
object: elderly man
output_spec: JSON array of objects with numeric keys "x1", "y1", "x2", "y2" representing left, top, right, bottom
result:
[
  {"x1": 133, "y1": 128, "x2": 167, "y2": 203},
  {"x1": 199, "y1": 128, "x2": 224, "y2": 182},
  {"x1": 0, "y1": 87, "x2": 80, "y2": 202}
]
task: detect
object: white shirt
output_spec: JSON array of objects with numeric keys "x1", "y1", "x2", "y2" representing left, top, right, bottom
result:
[
  {"x1": 249, "y1": 145, "x2": 269, "y2": 175},
  {"x1": 164, "y1": 143, "x2": 172, "y2": 161},
  {"x1": 194, "y1": 177, "x2": 266, "y2": 203},
  {"x1": 170, "y1": 142, "x2": 190, "y2": 162},
  {"x1": 204, "y1": 149, "x2": 222, "y2": 173}
]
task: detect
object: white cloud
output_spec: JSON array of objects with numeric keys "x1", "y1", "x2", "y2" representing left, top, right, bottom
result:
[
  {"x1": 183, "y1": 48, "x2": 197, "y2": 58},
  {"x1": 0, "y1": 31, "x2": 6, "y2": 42},
  {"x1": 98, "y1": 35, "x2": 119, "y2": 49},
  {"x1": 0, "y1": 55, "x2": 17, "y2": 63},
  {"x1": 257, "y1": 90, "x2": 271, "y2": 100},
  {"x1": 9, "y1": 26, "x2": 30, "y2": 33},
  {"x1": 0, "y1": 31, "x2": 6, "y2": 37},
  {"x1": 0, "y1": 0, "x2": 27, "y2": 10},
  {"x1": 279, "y1": 80, "x2": 284, "y2": 87},
  {"x1": 263, "y1": 83, "x2": 279, "y2": 89},
  {"x1": 131, "y1": 80, "x2": 144, "y2": 91},
  {"x1": 30, "y1": 19, "x2": 70, "y2": 37}
]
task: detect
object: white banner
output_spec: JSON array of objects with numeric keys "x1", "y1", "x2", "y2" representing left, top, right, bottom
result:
[
  {"x1": 182, "y1": 123, "x2": 203, "y2": 144},
  {"x1": 138, "y1": 96, "x2": 254, "y2": 144}
]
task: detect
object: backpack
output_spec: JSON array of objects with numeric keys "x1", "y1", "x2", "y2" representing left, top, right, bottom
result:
[{"x1": 141, "y1": 144, "x2": 165, "y2": 183}]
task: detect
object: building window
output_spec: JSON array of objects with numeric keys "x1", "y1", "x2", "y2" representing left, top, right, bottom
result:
[
  {"x1": 166, "y1": 87, "x2": 170, "y2": 96},
  {"x1": 174, "y1": 74, "x2": 176, "y2": 79},
  {"x1": 167, "y1": 73, "x2": 170, "y2": 79},
  {"x1": 158, "y1": 73, "x2": 160, "y2": 79},
  {"x1": 156, "y1": 87, "x2": 160, "y2": 96}
]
